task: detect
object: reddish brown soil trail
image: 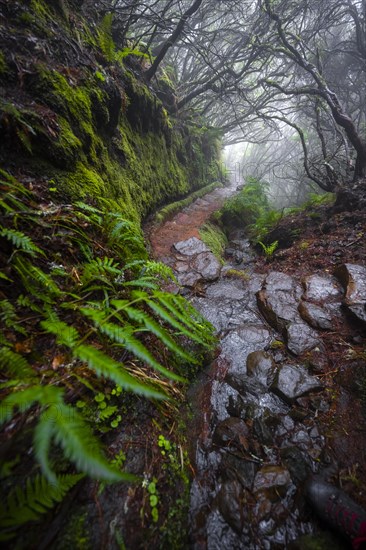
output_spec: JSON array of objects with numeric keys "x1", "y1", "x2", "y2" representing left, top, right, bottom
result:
[{"x1": 147, "y1": 184, "x2": 236, "y2": 259}]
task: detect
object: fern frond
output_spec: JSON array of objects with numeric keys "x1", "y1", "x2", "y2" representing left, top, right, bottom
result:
[
  {"x1": 81, "y1": 308, "x2": 185, "y2": 382},
  {"x1": 143, "y1": 261, "x2": 177, "y2": 283},
  {"x1": 0, "y1": 347, "x2": 35, "y2": 379},
  {"x1": 74, "y1": 201, "x2": 102, "y2": 215},
  {"x1": 122, "y1": 277, "x2": 159, "y2": 290},
  {"x1": 0, "y1": 228, "x2": 43, "y2": 257},
  {"x1": 41, "y1": 318, "x2": 79, "y2": 349},
  {"x1": 0, "y1": 385, "x2": 63, "y2": 424},
  {"x1": 73, "y1": 344, "x2": 166, "y2": 399},
  {"x1": 152, "y1": 291, "x2": 215, "y2": 341},
  {"x1": 0, "y1": 473, "x2": 84, "y2": 532},
  {"x1": 14, "y1": 257, "x2": 61, "y2": 297},
  {"x1": 98, "y1": 405, "x2": 118, "y2": 421},
  {"x1": 112, "y1": 300, "x2": 194, "y2": 363},
  {"x1": 0, "y1": 271, "x2": 12, "y2": 282},
  {"x1": 36, "y1": 405, "x2": 134, "y2": 483}
]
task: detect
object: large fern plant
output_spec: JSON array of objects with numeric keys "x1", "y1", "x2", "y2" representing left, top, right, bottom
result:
[{"x1": 0, "y1": 171, "x2": 215, "y2": 538}]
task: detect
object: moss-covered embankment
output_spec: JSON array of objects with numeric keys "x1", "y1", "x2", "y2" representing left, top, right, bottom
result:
[{"x1": 0, "y1": 0, "x2": 222, "y2": 222}]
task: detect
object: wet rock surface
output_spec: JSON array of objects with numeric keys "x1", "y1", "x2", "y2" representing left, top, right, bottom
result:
[
  {"x1": 335, "y1": 263, "x2": 366, "y2": 323},
  {"x1": 148, "y1": 190, "x2": 366, "y2": 549},
  {"x1": 172, "y1": 237, "x2": 222, "y2": 286},
  {"x1": 270, "y1": 364, "x2": 323, "y2": 405},
  {"x1": 184, "y1": 246, "x2": 365, "y2": 547}
]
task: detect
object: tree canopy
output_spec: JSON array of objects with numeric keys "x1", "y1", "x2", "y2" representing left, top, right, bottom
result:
[{"x1": 91, "y1": 0, "x2": 366, "y2": 193}]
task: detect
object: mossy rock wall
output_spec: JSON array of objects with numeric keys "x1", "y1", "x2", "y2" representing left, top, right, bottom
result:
[{"x1": 0, "y1": 0, "x2": 222, "y2": 222}]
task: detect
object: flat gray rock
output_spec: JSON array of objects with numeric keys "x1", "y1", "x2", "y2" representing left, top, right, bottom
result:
[
  {"x1": 270, "y1": 364, "x2": 323, "y2": 404},
  {"x1": 298, "y1": 301, "x2": 333, "y2": 330},
  {"x1": 220, "y1": 325, "x2": 273, "y2": 374},
  {"x1": 257, "y1": 272, "x2": 302, "y2": 333},
  {"x1": 303, "y1": 274, "x2": 342, "y2": 302},
  {"x1": 173, "y1": 237, "x2": 209, "y2": 256},
  {"x1": 191, "y1": 252, "x2": 221, "y2": 281},
  {"x1": 285, "y1": 322, "x2": 319, "y2": 355}
]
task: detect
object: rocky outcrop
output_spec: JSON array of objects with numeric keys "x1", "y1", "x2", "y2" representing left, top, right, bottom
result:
[
  {"x1": 335, "y1": 263, "x2": 366, "y2": 323},
  {"x1": 257, "y1": 271, "x2": 320, "y2": 355},
  {"x1": 172, "y1": 237, "x2": 221, "y2": 286},
  {"x1": 270, "y1": 364, "x2": 323, "y2": 405}
]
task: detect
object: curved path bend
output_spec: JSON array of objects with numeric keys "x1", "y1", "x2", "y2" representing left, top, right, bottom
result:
[{"x1": 148, "y1": 183, "x2": 236, "y2": 260}]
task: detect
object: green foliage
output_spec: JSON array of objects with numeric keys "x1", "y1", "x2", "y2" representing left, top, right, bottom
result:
[
  {"x1": 224, "y1": 268, "x2": 250, "y2": 281},
  {"x1": 199, "y1": 222, "x2": 228, "y2": 259},
  {"x1": 0, "y1": 173, "x2": 215, "y2": 524},
  {"x1": 248, "y1": 208, "x2": 282, "y2": 243},
  {"x1": 96, "y1": 14, "x2": 148, "y2": 64},
  {"x1": 147, "y1": 478, "x2": 159, "y2": 523},
  {"x1": 220, "y1": 177, "x2": 270, "y2": 229},
  {"x1": 0, "y1": 473, "x2": 84, "y2": 539},
  {"x1": 0, "y1": 51, "x2": 7, "y2": 75},
  {"x1": 96, "y1": 13, "x2": 115, "y2": 62},
  {"x1": 0, "y1": 99, "x2": 37, "y2": 154},
  {"x1": 0, "y1": 228, "x2": 43, "y2": 257},
  {"x1": 258, "y1": 240, "x2": 279, "y2": 257}
]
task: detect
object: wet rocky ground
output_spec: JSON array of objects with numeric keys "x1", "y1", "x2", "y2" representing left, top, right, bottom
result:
[{"x1": 148, "y1": 188, "x2": 366, "y2": 549}]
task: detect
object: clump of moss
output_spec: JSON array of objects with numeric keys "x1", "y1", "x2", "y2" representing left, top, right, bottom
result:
[{"x1": 55, "y1": 162, "x2": 106, "y2": 199}]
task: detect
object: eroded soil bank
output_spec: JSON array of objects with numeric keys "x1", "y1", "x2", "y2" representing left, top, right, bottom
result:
[{"x1": 148, "y1": 187, "x2": 366, "y2": 549}]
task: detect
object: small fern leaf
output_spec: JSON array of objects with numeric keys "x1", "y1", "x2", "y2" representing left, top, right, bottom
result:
[
  {"x1": 34, "y1": 413, "x2": 57, "y2": 484},
  {"x1": 0, "y1": 473, "x2": 84, "y2": 532},
  {"x1": 122, "y1": 277, "x2": 159, "y2": 290},
  {"x1": 147, "y1": 298, "x2": 207, "y2": 348},
  {"x1": 153, "y1": 291, "x2": 214, "y2": 337},
  {"x1": 41, "y1": 318, "x2": 79, "y2": 349},
  {"x1": 0, "y1": 385, "x2": 64, "y2": 425},
  {"x1": 113, "y1": 301, "x2": 194, "y2": 363},
  {"x1": 0, "y1": 347, "x2": 35, "y2": 379},
  {"x1": 53, "y1": 403, "x2": 136, "y2": 482},
  {"x1": 81, "y1": 310, "x2": 185, "y2": 382},
  {"x1": 0, "y1": 228, "x2": 43, "y2": 257},
  {"x1": 73, "y1": 344, "x2": 166, "y2": 399},
  {"x1": 0, "y1": 271, "x2": 12, "y2": 282},
  {"x1": 74, "y1": 201, "x2": 102, "y2": 214}
]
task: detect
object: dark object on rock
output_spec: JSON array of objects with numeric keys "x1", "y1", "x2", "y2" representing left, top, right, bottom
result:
[{"x1": 305, "y1": 477, "x2": 366, "y2": 549}]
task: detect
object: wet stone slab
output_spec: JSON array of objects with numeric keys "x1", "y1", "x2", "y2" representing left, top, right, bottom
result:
[
  {"x1": 220, "y1": 325, "x2": 273, "y2": 375},
  {"x1": 302, "y1": 273, "x2": 342, "y2": 302},
  {"x1": 256, "y1": 271, "x2": 303, "y2": 333},
  {"x1": 270, "y1": 364, "x2": 323, "y2": 405},
  {"x1": 285, "y1": 321, "x2": 320, "y2": 355},
  {"x1": 172, "y1": 237, "x2": 221, "y2": 286},
  {"x1": 298, "y1": 300, "x2": 333, "y2": 330}
]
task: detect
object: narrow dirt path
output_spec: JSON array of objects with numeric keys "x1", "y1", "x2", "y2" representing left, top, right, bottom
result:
[{"x1": 147, "y1": 183, "x2": 236, "y2": 259}]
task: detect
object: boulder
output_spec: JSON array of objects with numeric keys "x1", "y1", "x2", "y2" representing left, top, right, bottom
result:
[
  {"x1": 302, "y1": 274, "x2": 342, "y2": 302},
  {"x1": 270, "y1": 364, "x2": 323, "y2": 405},
  {"x1": 191, "y1": 252, "x2": 221, "y2": 281},
  {"x1": 334, "y1": 263, "x2": 366, "y2": 323},
  {"x1": 172, "y1": 237, "x2": 221, "y2": 286},
  {"x1": 217, "y1": 481, "x2": 248, "y2": 534},
  {"x1": 256, "y1": 272, "x2": 302, "y2": 332},
  {"x1": 173, "y1": 236, "x2": 209, "y2": 255},
  {"x1": 298, "y1": 301, "x2": 333, "y2": 330},
  {"x1": 285, "y1": 322, "x2": 320, "y2": 355},
  {"x1": 246, "y1": 351, "x2": 276, "y2": 387},
  {"x1": 253, "y1": 465, "x2": 291, "y2": 498},
  {"x1": 212, "y1": 417, "x2": 250, "y2": 451}
]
